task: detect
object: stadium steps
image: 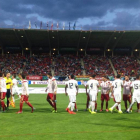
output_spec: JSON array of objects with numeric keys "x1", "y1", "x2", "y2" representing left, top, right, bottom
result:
[
  {"x1": 137, "y1": 58, "x2": 140, "y2": 64},
  {"x1": 109, "y1": 59, "x2": 117, "y2": 76},
  {"x1": 81, "y1": 58, "x2": 86, "y2": 75},
  {"x1": 20, "y1": 69, "x2": 23, "y2": 74},
  {"x1": 51, "y1": 59, "x2": 55, "y2": 75},
  {"x1": 51, "y1": 68, "x2": 54, "y2": 75},
  {"x1": 20, "y1": 62, "x2": 26, "y2": 74}
]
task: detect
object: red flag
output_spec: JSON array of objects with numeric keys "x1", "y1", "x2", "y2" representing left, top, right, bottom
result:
[{"x1": 51, "y1": 23, "x2": 53, "y2": 30}]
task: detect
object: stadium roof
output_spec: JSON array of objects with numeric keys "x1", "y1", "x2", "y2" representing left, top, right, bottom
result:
[{"x1": 0, "y1": 28, "x2": 140, "y2": 53}]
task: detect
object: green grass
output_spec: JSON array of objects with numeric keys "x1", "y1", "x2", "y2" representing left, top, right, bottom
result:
[{"x1": 0, "y1": 85, "x2": 140, "y2": 140}]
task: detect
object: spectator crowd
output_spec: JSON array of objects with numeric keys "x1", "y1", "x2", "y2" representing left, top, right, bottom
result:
[
  {"x1": 83, "y1": 55, "x2": 114, "y2": 77},
  {"x1": 0, "y1": 54, "x2": 139, "y2": 77},
  {"x1": 111, "y1": 56, "x2": 140, "y2": 76},
  {"x1": 54, "y1": 55, "x2": 83, "y2": 76}
]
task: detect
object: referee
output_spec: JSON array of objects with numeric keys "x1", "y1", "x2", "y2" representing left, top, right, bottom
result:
[{"x1": 5, "y1": 73, "x2": 12, "y2": 110}]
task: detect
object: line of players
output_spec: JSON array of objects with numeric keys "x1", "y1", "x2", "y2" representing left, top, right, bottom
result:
[
  {"x1": 0, "y1": 73, "x2": 34, "y2": 113},
  {"x1": 64, "y1": 74, "x2": 140, "y2": 114},
  {"x1": 0, "y1": 72, "x2": 140, "y2": 114}
]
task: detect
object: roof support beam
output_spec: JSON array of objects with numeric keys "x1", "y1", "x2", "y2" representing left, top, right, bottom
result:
[
  {"x1": 0, "y1": 35, "x2": 5, "y2": 55},
  {"x1": 131, "y1": 37, "x2": 140, "y2": 51},
  {"x1": 13, "y1": 29, "x2": 23, "y2": 49},
  {"x1": 23, "y1": 30, "x2": 32, "y2": 56},
  {"x1": 77, "y1": 31, "x2": 82, "y2": 51},
  {"x1": 23, "y1": 30, "x2": 32, "y2": 48},
  {"x1": 57, "y1": 31, "x2": 60, "y2": 54},
  {"x1": 104, "y1": 32, "x2": 115, "y2": 50},
  {"x1": 85, "y1": 31, "x2": 92, "y2": 51},
  {"x1": 0, "y1": 42, "x2": 4, "y2": 55},
  {"x1": 47, "y1": 31, "x2": 51, "y2": 56},
  {"x1": 0, "y1": 40, "x2": 3, "y2": 47},
  {"x1": 112, "y1": 32, "x2": 124, "y2": 50}
]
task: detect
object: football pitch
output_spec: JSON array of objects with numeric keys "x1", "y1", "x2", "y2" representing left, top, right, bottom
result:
[{"x1": 0, "y1": 85, "x2": 140, "y2": 140}]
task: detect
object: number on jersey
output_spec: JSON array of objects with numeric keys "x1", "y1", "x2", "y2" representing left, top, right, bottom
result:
[
  {"x1": 90, "y1": 83, "x2": 93, "y2": 89},
  {"x1": 69, "y1": 83, "x2": 73, "y2": 89},
  {"x1": 115, "y1": 82, "x2": 117, "y2": 88},
  {"x1": 134, "y1": 84, "x2": 138, "y2": 90}
]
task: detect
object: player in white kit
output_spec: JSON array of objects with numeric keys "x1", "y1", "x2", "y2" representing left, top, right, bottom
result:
[
  {"x1": 86, "y1": 75, "x2": 99, "y2": 114},
  {"x1": 65, "y1": 75, "x2": 78, "y2": 114},
  {"x1": 127, "y1": 75, "x2": 140, "y2": 113},
  {"x1": 0, "y1": 73, "x2": 6, "y2": 112},
  {"x1": 12, "y1": 74, "x2": 21, "y2": 103},
  {"x1": 123, "y1": 75, "x2": 132, "y2": 112},
  {"x1": 17, "y1": 74, "x2": 34, "y2": 114},
  {"x1": 68, "y1": 75, "x2": 78, "y2": 111},
  {"x1": 109, "y1": 74, "x2": 123, "y2": 113},
  {"x1": 81, "y1": 77, "x2": 98, "y2": 112}
]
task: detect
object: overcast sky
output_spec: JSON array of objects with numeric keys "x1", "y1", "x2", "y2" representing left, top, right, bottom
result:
[{"x1": 1, "y1": 0, "x2": 140, "y2": 30}]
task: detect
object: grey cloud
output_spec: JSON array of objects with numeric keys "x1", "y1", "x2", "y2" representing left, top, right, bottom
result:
[
  {"x1": 0, "y1": 0, "x2": 140, "y2": 29},
  {"x1": 112, "y1": 11, "x2": 135, "y2": 27}
]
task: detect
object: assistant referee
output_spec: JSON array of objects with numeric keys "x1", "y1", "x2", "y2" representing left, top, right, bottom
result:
[{"x1": 5, "y1": 73, "x2": 12, "y2": 110}]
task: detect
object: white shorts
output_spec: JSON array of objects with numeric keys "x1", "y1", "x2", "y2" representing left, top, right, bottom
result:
[
  {"x1": 69, "y1": 95, "x2": 76, "y2": 102},
  {"x1": 132, "y1": 93, "x2": 140, "y2": 103},
  {"x1": 89, "y1": 90, "x2": 97, "y2": 101},
  {"x1": 12, "y1": 87, "x2": 19, "y2": 95},
  {"x1": 22, "y1": 89, "x2": 29, "y2": 95},
  {"x1": 67, "y1": 90, "x2": 76, "y2": 95},
  {"x1": 114, "y1": 94, "x2": 121, "y2": 102},
  {"x1": 109, "y1": 92, "x2": 113, "y2": 98},
  {"x1": 89, "y1": 94, "x2": 97, "y2": 101}
]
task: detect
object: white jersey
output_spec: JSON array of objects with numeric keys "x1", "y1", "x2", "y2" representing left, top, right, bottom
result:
[
  {"x1": 12, "y1": 78, "x2": 18, "y2": 88},
  {"x1": 12, "y1": 78, "x2": 19, "y2": 95},
  {"x1": 131, "y1": 80, "x2": 140, "y2": 95},
  {"x1": 66, "y1": 79, "x2": 78, "y2": 95},
  {"x1": 0, "y1": 77, "x2": 6, "y2": 92},
  {"x1": 112, "y1": 79, "x2": 123, "y2": 93},
  {"x1": 123, "y1": 80, "x2": 131, "y2": 95},
  {"x1": 3, "y1": 78, "x2": 7, "y2": 92},
  {"x1": 86, "y1": 79, "x2": 99, "y2": 92},
  {"x1": 21, "y1": 80, "x2": 29, "y2": 95},
  {"x1": 47, "y1": 77, "x2": 57, "y2": 93},
  {"x1": 100, "y1": 81, "x2": 110, "y2": 94}
]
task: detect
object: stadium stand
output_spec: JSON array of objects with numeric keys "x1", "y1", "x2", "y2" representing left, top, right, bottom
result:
[
  {"x1": 22, "y1": 55, "x2": 52, "y2": 76},
  {"x1": 0, "y1": 55, "x2": 52, "y2": 76},
  {"x1": 1, "y1": 54, "x2": 139, "y2": 77},
  {"x1": 0, "y1": 55, "x2": 24, "y2": 74},
  {"x1": 111, "y1": 56, "x2": 140, "y2": 76},
  {"x1": 53, "y1": 55, "x2": 84, "y2": 76},
  {"x1": 0, "y1": 29, "x2": 140, "y2": 77},
  {"x1": 83, "y1": 55, "x2": 114, "y2": 76}
]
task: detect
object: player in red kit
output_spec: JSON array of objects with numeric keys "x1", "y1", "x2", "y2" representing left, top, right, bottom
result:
[
  {"x1": 45, "y1": 73, "x2": 57, "y2": 113},
  {"x1": 16, "y1": 74, "x2": 34, "y2": 114},
  {"x1": 100, "y1": 76, "x2": 111, "y2": 112},
  {"x1": 123, "y1": 75, "x2": 132, "y2": 112},
  {"x1": 0, "y1": 73, "x2": 6, "y2": 112}
]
